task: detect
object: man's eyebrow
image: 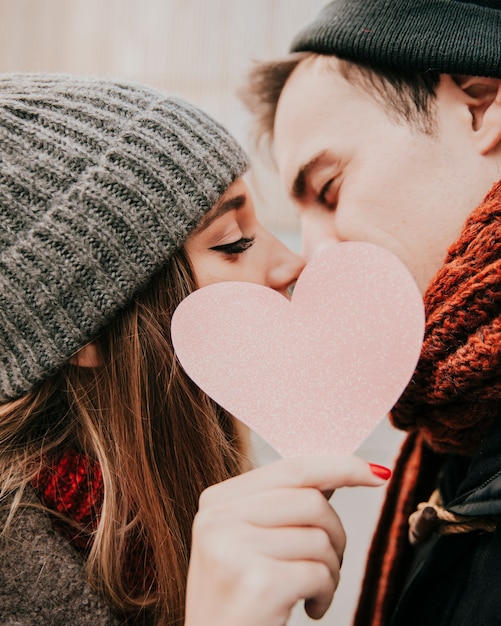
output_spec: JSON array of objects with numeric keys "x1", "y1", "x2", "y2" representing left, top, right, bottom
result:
[
  {"x1": 292, "y1": 151, "x2": 329, "y2": 200},
  {"x1": 196, "y1": 194, "x2": 246, "y2": 231}
]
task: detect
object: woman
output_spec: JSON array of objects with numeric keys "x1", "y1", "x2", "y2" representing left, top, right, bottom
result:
[{"x1": 0, "y1": 73, "x2": 389, "y2": 625}]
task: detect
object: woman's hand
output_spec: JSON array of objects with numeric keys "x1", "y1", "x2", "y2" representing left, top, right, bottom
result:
[{"x1": 185, "y1": 455, "x2": 390, "y2": 626}]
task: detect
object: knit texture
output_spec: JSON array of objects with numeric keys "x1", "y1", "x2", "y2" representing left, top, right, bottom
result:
[
  {"x1": 33, "y1": 451, "x2": 155, "y2": 599},
  {"x1": 0, "y1": 73, "x2": 248, "y2": 400},
  {"x1": 0, "y1": 485, "x2": 120, "y2": 625},
  {"x1": 33, "y1": 451, "x2": 103, "y2": 552},
  {"x1": 354, "y1": 179, "x2": 501, "y2": 626},
  {"x1": 33, "y1": 450, "x2": 156, "y2": 602},
  {"x1": 291, "y1": 0, "x2": 501, "y2": 78}
]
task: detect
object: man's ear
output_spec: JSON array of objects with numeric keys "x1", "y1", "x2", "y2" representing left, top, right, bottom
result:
[
  {"x1": 70, "y1": 342, "x2": 102, "y2": 368},
  {"x1": 454, "y1": 75, "x2": 501, "y2": 155}
]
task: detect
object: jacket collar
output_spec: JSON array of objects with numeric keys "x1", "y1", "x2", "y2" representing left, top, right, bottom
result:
[{"x1": 446, "y1": 413, "x2": 501, "y2": 516}]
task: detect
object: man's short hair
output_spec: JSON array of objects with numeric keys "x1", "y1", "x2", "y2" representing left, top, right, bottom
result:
[{"x1": 241, "y1": 52, "x2": 440, "y2": 150}]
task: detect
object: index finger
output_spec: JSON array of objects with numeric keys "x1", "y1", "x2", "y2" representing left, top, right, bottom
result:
[{"x1": 200, "y1": 454, "x2": 390, "y2": 506}]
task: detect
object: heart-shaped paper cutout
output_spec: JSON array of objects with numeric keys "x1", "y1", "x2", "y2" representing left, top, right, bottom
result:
[{"x1": 171, "y1": 242, "x2": 424, "y2": 457}]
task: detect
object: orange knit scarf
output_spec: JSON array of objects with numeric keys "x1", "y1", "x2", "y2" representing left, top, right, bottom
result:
[{"x1": 354, "y1": 179, "x2": 501, "y2": 626}]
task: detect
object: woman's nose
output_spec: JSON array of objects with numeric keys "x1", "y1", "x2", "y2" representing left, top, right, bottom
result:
[{"x1": 267, "y1": 239, "x2": 306, "y2": 296}]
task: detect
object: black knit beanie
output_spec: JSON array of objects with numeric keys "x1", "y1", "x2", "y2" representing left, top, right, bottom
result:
[
  {"x1": 0, "y1": 73, "x2": 248, "y2": 400},
  {"x1": 291, "y1": 0, "x2": 501, "y2": 78}
]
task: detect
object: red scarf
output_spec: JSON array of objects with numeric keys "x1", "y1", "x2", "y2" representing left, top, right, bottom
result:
[
  {"x1": 33, "y1": 450, "x2": 103, "y2": 552},
  {"x1": 354, "y1": 180, "x2": 501, "y2": 626},
  {"x1": 33, "y1": 450, "x2": 155, "y2": 598}
]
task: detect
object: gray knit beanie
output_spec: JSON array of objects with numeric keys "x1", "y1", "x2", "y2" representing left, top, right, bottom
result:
[
  {"x1": 291, "y1": 0, "x2": 501, "y2": 78},
  {"x1": 0, "y1": 73, "x2": 248, "y2": 400}
]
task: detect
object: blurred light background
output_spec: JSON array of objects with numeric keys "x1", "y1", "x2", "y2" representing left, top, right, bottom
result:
[
  {"x1": 0, "y1": 1, "x2": 404, "y2": 624},
  {"x1": 0, "y1": 0, "x2": 317, "y2": 240}
]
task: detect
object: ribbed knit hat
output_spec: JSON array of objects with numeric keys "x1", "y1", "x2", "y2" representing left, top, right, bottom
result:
[
  {"x1": 291, "y1": 0, "x2": 501, "y2": 78},
  {"x1": 0, "y1": 73, "x2": 248, "y2": 400}
]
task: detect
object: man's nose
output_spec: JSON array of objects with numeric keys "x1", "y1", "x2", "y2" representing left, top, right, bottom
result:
[{"x1": 300, "y1": 212, "x2": 340, "y2": 261}]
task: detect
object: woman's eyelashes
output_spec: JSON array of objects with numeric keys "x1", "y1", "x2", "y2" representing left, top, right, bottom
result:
[{"x1": 210, "y1": 236, "x2": 256, "y2": 256}]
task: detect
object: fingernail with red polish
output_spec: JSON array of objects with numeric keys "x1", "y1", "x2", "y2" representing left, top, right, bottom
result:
[{"x1": 369, "y1": 463, "x2": 392, "y2": 480}]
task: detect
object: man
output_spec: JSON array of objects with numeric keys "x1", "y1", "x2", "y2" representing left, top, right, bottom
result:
[{"x1": 242, "y1": 1, "x2": 501, "y2": 624}]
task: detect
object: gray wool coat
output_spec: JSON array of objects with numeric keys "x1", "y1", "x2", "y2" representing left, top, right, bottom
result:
[{"x1": 0, "y1": 490, "x2": 120, "y2": 625}]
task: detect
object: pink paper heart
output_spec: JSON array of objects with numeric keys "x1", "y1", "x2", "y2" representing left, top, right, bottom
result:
[{"x1": 171, "y1": 242, "x2": 424, "y2": 457}]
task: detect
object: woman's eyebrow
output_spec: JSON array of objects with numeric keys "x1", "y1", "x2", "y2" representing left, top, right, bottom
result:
[
  {"x1": 197, "y1": 194, "x2": 246, "y2": 231},
  {"x1": 292, "y1": 151, "x2": 329, "y2": 199}
]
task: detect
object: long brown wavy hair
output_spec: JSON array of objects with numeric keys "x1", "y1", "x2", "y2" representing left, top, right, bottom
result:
[{"x1": 0, "y1": 247, "x2": 250, "y2": 624}]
